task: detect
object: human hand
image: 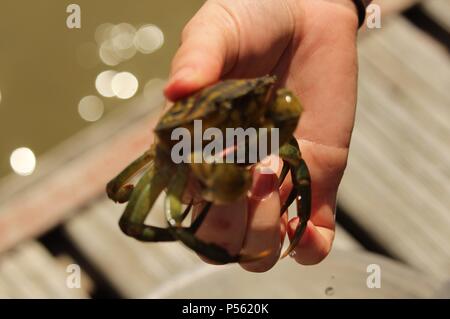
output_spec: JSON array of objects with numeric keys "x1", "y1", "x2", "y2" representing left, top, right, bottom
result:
[{"x1": 164, "y1": 0, "x2": 359, "y2": 272}]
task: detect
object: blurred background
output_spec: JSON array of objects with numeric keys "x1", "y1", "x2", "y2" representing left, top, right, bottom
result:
[{"x1": 0, "y1": 0, "x2": 448, "y2": 298}]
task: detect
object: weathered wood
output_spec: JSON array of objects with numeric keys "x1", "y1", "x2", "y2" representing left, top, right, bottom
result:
[
  {"x1": 423, "y1": 0, "x2": 450, "y2": 31},
  {"x1": 432, "y1": 280, "x2": 450, "y2": 298},
  {"x1": 64, "y1": 197, "x2": 360, "y2": 298},
  {"x1": 287, "y1": 205, "x2": 363, "y2": 251},
  {"x1": 338, "y1": 17, "x2": 450, "y2": 279},
  {"x1": 148, "y1": 249, "x2": 441, "y2": 298},
  {"x1": 334, "y1": 225, "x2": 363, "y2": 251},
  {"x1": 372, "y1": 0, "x2": 421, "y2": 16},
  {"x1": 64, "y1": 197, "x2": 203, "y2": 298},
  {"x1": 0, "y1": 241, "x2": 89, "y2": 298},
  {"x1": 0, "y1": 86, "x2": 166, "y2": 254}
]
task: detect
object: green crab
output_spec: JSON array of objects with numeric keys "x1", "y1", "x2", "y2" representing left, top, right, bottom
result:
[{"x1": 106, "y1": 75, "x2": 311, "y2": 264}]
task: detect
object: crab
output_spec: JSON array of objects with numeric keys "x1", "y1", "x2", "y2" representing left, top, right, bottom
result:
[{"x1": 106, "y1": 75, "x2": 311, "y2": 264}]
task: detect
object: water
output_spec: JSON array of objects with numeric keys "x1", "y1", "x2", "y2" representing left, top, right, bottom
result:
[{"x1": 0, "y1": 0, "x2": 204, "y2": 178}]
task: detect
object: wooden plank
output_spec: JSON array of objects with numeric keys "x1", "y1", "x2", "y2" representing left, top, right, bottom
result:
[
  {"x1": 338, "y1": 17, "x2": 450, "y2": 279},
  {"x1": 423, "y1": 0, "x2": 450, "y2": 31},
  {"x1": 0, "y1": 276, "x2": 12, "y2": 298},
  {"x1": 339, "y1": 82, "x2": 450, "y2": 275},
  {"x1": 0, "y1": 256, "x2": 46, "y2": 298},
  {"x1": 148, "y1": 249, "x2": 441, "y2": 298},
  {"x1": 356, "y1": 67, "x2": 449, "y2": 216},
  {"x1": 0, "y1": 86, "x2": 166, "y2": 254},
  {"x1": 433, "y1": 280, "x2": 450, "y2": 298},
  {"x1": 64, "y1": 197, "x2": 361, "y2": 298},
  {"x1": 372, "y1": 0, "x2": 421, "y2": 16},
  {"x1": 288, "y1": 204, "x2": 362, "y2": 251},
  {"x1": 0, "y1": 241, "x2": 89, "y2": 298},
  {"x1": 64, "y1": 197, "x2": 204, "y2": 298},
  {"x1": 361, "y1": 18, "x2": 450, "y2": 111},
  {"x1": 334, "y1": 225, "x2": 363, "y2": 251}
]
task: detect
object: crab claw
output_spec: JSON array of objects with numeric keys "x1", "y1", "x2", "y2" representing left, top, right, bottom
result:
[{"x1": 106, "y1": 150, "x2": 154, "y2": 203}]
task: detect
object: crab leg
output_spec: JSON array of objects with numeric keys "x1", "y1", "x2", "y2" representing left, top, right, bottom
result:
[
  {"x1": 106, "y1": 149, "x2": 153, "y2": 203},
  {"x1": 118, "y1": 163, "x2": 175, "y2": 242},
  {"x1": 281, "y1": 159, "x2": 311, "y2": 258},
  {"x1": 164, "y1": 170, "x2": 268, "y2": 264},
  {"x1": 278, "y1": 161, "x2": 290, "y2": 187},
  {"x1": 164, "y1": 166, "x2": 190, "y2": 227},
  {"x1": 179, "y1": 201, "x2": 193, "y2": 225},
  {"x1": 279, "y1": 141, "x2": 301, "y2": 214},
  {"x1": 171, "y1": 206, "x2": 270, "y2": 264},
  {"x1": 173, "y1": 225, "x2": 270, "y2": 264},
  {"x1": 280, "y1": 186, "x2": 298, "y2": 215},
  {"x1": 163, "y1": 166, "x2": 214, "y2": 233},
  {"x1": 278, "y1": 138, "x2": 312, "y2": 258},
  {"x1": 189, "y1": 202, "x2": 212, "y2": 233}
]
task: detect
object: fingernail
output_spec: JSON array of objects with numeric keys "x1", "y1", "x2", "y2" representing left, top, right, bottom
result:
[
  {"x1": 167, "y1": 67, "x2": 197, "y2": 87},
  {"x1": 249, "y1": 170, "x2": 278, "y2": 200}
]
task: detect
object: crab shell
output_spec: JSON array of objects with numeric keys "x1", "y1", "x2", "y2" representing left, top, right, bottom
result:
[
  {"x1": 153, "y1": 75, "x2": 302, "y2": 203},
  {"x1": 154, "y1": 75, "x2": 279, "y2": 147}
]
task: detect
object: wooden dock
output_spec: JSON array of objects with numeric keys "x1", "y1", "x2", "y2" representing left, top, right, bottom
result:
[
  {"x1": 0, "y1": 1, "x2": 449, "y2": 298},
  {"x1": 339, "y1": 15, "x2": 450, "y2": 280}
]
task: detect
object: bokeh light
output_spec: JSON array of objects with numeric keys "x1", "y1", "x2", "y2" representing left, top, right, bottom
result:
[
  {"x1": 114, "y1": 44, "x2": 137, "y2": 61},
  {"x1": 96, "y1": 23, "x2": 164, "y2": 67},
  {"x1": 95, "y1": 23, "x2": 114, "y2": 44},
  {"x1": 78, "y1": 95, "x2": 104, "y2": 122},
  {"x1": 134, "y1": 24, "x2": 165, "y2": 54},
  {"x1": 111, "y1": 23, "x2": 136, "y2": 50},
  {"x1": 95, "y1": 70, "x2": 118, "y2": 98},
  {"x1": 10, "y1": 147, "x2": 36, "y2": 176},
  {"x1": 111, "y1": 72, "x2": 139, "y2": 99},
  {"x1": 99, "y1": 41, "x2": 122, "y2": 66},
  {"x1": 111, "y1": 23, "x2": 137, "y2": 61}
]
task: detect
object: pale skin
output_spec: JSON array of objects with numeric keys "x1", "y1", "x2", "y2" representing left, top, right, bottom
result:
[{"x1": 164, "y1": 0, "x2": 359, "y2": 272}]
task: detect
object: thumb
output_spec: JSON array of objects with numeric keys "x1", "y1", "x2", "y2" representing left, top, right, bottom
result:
[{"x1": 164, "y1": 2, "x2": 239, "y2": 101}]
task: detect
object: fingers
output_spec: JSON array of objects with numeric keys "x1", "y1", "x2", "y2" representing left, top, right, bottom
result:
[
  {"x1": 192, "y1": 169, "x2": 284, "y2": 272},
  {"x1": 164, "y1": 0, "x2": 297, "y2": 100},
  {"x1": 287, "y1": 219, "x2": 334, "y2": 265},
  {"x1": 192, "y1": 197, "x2": 248, "y2": 265},
  {"x1": 164, "y1": 1, "x2": 239, "y2": 101},
  {"x1": 278, "y1": 139, "x2": 345, "y2": 265},
  {"x1": 240, "y1": 170, "x2": 282, "y2": 272},
  {"x1": 272, "y1": 2, "x2": 358, "y2": 265}
]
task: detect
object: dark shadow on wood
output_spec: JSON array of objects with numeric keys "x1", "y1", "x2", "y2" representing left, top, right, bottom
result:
[
  {"x1": 403, "y1": 4, "x2": 450, "y2": 52},
  {"x1": 38, "y1": 223, "x2": 122, "y2": 299},
  {"x1": 336, "y1": 205, "x2": 397, "y2": 260}
]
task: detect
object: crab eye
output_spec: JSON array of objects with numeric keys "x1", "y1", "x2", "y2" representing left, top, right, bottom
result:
[
  {"x1": 272, "y1": 89, "x2": 302, "y2": 119},
  {"x1": 284, "y1": 94, "x2": 292, "y2": 103},
  {"x1": 276, "y1": 89, "x2": 294, "y2": 105}
]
